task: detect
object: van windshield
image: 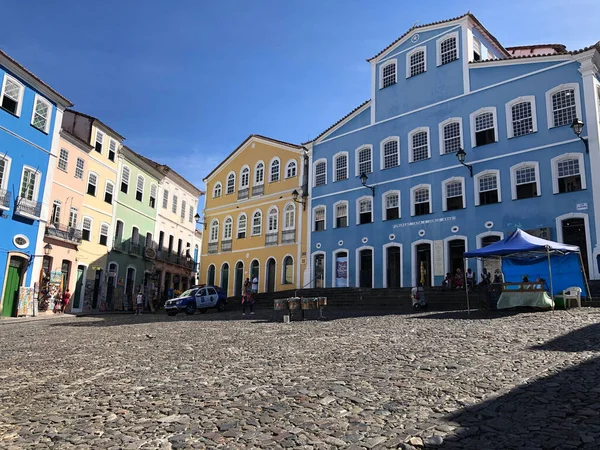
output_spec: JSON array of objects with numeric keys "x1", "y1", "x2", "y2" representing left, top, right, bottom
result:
[{"x1": 179, "y1": 288, "x2": 198, "y2": 298}]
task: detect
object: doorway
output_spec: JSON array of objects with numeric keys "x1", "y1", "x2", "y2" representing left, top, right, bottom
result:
[
  {"x1": 562, "y1": 218, "x2": 589, "y2": 277},
  {"x1": 234, "y1": 262, "x2": 244, "y2": 296},
  {"x1": 415, "y1": 243, "x2": 431, "y2": 286},
  {"x1": 250, "y1": 260, "x2": 259, "y2": 286},
  {"x1": 359, "y1": 249, "x2": 373, "y2": 288},
  {"x1": 92, "y1": 269, "x2": 102, "y2": 309},
  {"x1": 386, "y1": 246, "x2": 401, "y2": 288},
  {"x1": 314, "y1": 254, "x2": 324, "y2": 288},
  {"x1": 481, "y1": 235, "x2": 501, "y2": 277},
  {"x1": 266, "y1": 258, "x2": 276, "y2": 293},
  {"x1": 73, "y1": 265, "x2": 85, "y2": 310},
  {"x1": 447, "y1": 239, "x2": 466, "y2": 276},
  {"x1": 1, "y1": 256, "x2": 26, "y2": 317},
  {"x1": 207, "y1": 265, "x2": 215, "y2": 286},
  {"x1": 221, "y1": 263, "x2": 229, "y2": 296},
  {"x1": 106, "y1": 263, "x2": 117, "y2": 309},
  {"x1": 125, "y1": 267, "x2": 136, "y2": 309}
]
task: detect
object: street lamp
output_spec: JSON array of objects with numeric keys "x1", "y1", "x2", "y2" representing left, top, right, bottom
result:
[
  {"x1": 291, "y1": 189, "x2": 307, "y2": 210},
  {"x1": 571, "y1": 118, "x2": 589, "y2": 153},
  {"x1": 194, "y1": 213, "x2": 207, "y2": 230},
  {"x1": 359, "y1": 172, "x2": 375, "y2": 195},
  {"x1": 456, "y1": 148, "x2": 473, "y2": 177},
  {"x1": 43, "y1": 243, "x2": 52, "y2": 256}
]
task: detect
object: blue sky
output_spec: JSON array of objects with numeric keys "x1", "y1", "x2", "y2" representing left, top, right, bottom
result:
[{"x1": 2, "y1": 0, "x2": 599, "y2": 209}]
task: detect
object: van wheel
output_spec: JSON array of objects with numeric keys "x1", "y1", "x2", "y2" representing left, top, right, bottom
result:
[{"x1": 185, "y1": 304, "x2": 196, "y2": 315}]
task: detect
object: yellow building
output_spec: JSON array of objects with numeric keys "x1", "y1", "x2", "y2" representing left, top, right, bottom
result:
[
  {"x1": 61, "y1": 110, "x2": 123, "y2": 312},
  {"x1": 200, "y1": 135, "x2": 308, "y2": 296}
]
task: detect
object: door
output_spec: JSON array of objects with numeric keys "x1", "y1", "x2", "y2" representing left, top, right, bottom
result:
[
  {"x1": 386, "y1": 246, "x2": 401, "y2": 288},
  {"x1": 207, "y1": 287, "x2": 218, "y2": 306},
  {"x1": 562, "y1": 218, "x2": 589, "y2": 277},
  {"x1": 207, "y1": 266, "x2": 215, "y2": 286},
  {"x1": 220, "y1": 264, "x2": 229, "y2": 296},
  {"x1": 416, "y1": 243, "x2": 431, "y2": 286},
  {"x1": 92, "y1": 269, "x2": 102, "y2": 309},
  {"x1": 314, "y1": 254, "x2": 324, "y2": 288},
  {"x1": 195, "y1": 288, "x2": 206, "y2": 307},
  {"x1": 448, "y1": 239, "x2": 466, "y2": 276},
  {"x1": 266, "y1": 258, "x2": 276, "y2": 293},
  {"x1": 359, "y1": 249, "x2": 373, "y2": 288},
  {"x1": 234, "y1": 262, "x2": 244, "y2": 296},
  {"x1": 1, "y1": 257, "x2": 25, "y2": 317},
  {"x1": 126, "y1": 268, "x2": 136, "y2": 309},
  {"x1": 73, "y1": 265, "x2": 84, "y2": 310}
]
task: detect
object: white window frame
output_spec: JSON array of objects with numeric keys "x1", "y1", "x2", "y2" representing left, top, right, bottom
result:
[
  {"x1": 0, "y1": 74, "x2": 24, "y2": 117},
  {"x1": 410, "y1": 184, "x2": 432, "y2": 217},
  {"x1": 99, "y1": 222, "x2": 110, "y2": 246},
  {"x1": 172, "y1": 193, "x2": 178, "y2": 214},
  {"x1": 108, "y1": 138, "x2": 117, "y2": 161},
  {"x1": 0, "y1": 155, "x2": 12, "y2": 194},
  {"x1": 313, "y1": 205, "x2": 326, "y2": 231},
  {"x1": 57, "y1": 148, "x2": 69, "y2": 172},
  {"x1": 120, "y1": 166, "x2": 130, "y2": 193},
  {"x1": 240, "y1": 165, "x2": 250, "y2": 189},
  {"x1": 285, "y1": 159, "x2": 297, "y2": 179},
  {"x1": 269, "y1": 157, "x2": 281, "y2": 183},
  {"x1": 31, "y1": 94, "x2": 52, "y2": 133},
  {"x1": 226, "y1": 171, "x2": 236, "y2": 194},
  {"x1": 381, "y1": 189, "x2": 401, "y2": 221},
  {"x1": 20, "y1": 166, "x2": 41, "y2": 202},
  {"x1": 284, "y1": 203, "x2": 296, "y2": 230},
  {"x1": 333, "y1": 151, "x2": 348, "y2": 182},
  {"x1": 254, "y1": 161, "x2": 265, "y2": 186},
  {"x1": 436, "y1": 31, "x2": 459, "y2": 66},
  {"x1": 438, "y1": 118, "x2": 463, "y2": 155},
  {"x1": 333, "y1": 200, "x2": 348, "y2": 229},
  {"x1": 68, "y1": 206, "x2": 78, "y2": 228},
  {"x1": 355, "y1": 145, "x2": 373, "y2": 176},
  {"x1": 505, "y1": 95, "x2": 538, "y2": 138},
  {"x1": 267, "y1": 206, "x2": 279, "y2": 232},
  {"x1": 355, "y1": 195, "x2": 373, "y2": 225},
  {"x1": 95, "y1": 129, "x2": 104, "y2": 154},
  {"x1": 550, "y1": 153, "x2": 587, "y2": 194},
  {"x1": 75, "y1": 157, "x2": 84, "y2": 179},
  {"x1": 408, "y1": 127, "x2": 431, "y2": 163},
  {"x1": 162, "y1": 189, "x2": 169, "y2": 208},
  {"x1": 469, "y1": 107, "x2": 498, "y2": 148},
  {"x1": 406, "y1": 46, "x2": 427, "y2": 78},
  {"x1": 380, "y1": 136, "x2": 400, "y2": 170},
  {"x1": 51, "y1": 200, "x2": 61, "y2": 224},
  {"x1": 209, "y1": 219, "x2": 219, "y2": 243},
  {"x1": 474, "y1": 169, "x2": 502, "y2": 206},
  {"x1": 313, "y1": 158, "x2": 327, "y2": 187},
  {"x1": 510, "y1": 161, "x2": 541, "y2": 200},
  {"x1": 237, "y1": 213, "x2": 247, "y2": 238},
  {"x1": 86, "y1": 171, "x2": 98, "y2": 197},
  {"x1": 442, "y1": 176, "x2": 466, "y2": 211},
  {"x1": 379, "y1": 59, "x2": 397, "y2": 89},
  {"x1": 212, "y1": 182, "x2": 222, "y2": 198},
  {"x1": 545, "y1": 83, "x2": 582, "y2": 129},
  {"x1": 150, "y1": 183, "x2": 157, "y2": 208},
  {"x1": 136, "y1": 174, "x2": 144, "y2": 202},
  {"x1": 223, "y1": 216, "x2": 233, "y2": 240},
  {"x1": 251, "y1": 210, "x2": 262, "y2": 236},
  {"x1": 82, "y1": 216, "x2": 93, "y2": 241},
  {"x1": 104, "y1": 180, "x2": 115, "y2": 204}
]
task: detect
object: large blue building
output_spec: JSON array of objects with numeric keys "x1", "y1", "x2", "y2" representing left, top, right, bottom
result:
[
  {"x1": 306, "y1": 13, "x2": 600, "y2": 289},
  {"x1": 0, "y1": 51, "x2": 72, "y2": 317}
]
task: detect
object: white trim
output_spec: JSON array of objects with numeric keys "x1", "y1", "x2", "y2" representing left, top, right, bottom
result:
[
  {"x1": 99, "y1": 221, "x2": 110, "y2": 246},
  {"x1": 281, "y1": 254, "x2": 295, "y2": 286},
  {"x1": 209, "y1": 219, "x2": 219, "y2": 243},
  {"x1": 136, "y1": 174, "x2": 145, "y2": 202},
  {"x1": 222, "y1": 215, "x2": 233, "y2": 240},
  {"x1": 474, "y1": 169, "x2": 502, "y2": 206},
  {"x1": 225, "y1": 171, "x2": 236, "y2": 195},
  {"x1": 251, "y1": 209, "x2": 263, "y2": 236},
  {"x1": 436, "y1": 31, "x2": 460, "y2": 67},
  {"x1": 205, "y1": 186, "x2": 301, "y2": 213},
  {"x1": 333, "y1": 200, "x2": 348, "y2": 229},
  {"x1": 469, "y1": 106, "x2": 498, "y2": 148},
  {"x1": 545, "y1": 83, "x2": 583, "y2": 129},
  {"x1": 0, "y1": 154, "x2": 12, "y2": 193},
  {"x1": 438, "y1": 117, "x2": 463, "y2": 155},
  {"x1": 332, "y1": 248, "x2": 350, "y2": 288},
  {"x1": 283, "y1": 202, "x2": 296, "y2": 231},
  {"x1": 220, "y1": 261, "x2": 230, "y2": 293},
  {"x1": 94, "y1": 128, "x2": 104, "y2": 154},
  {"x1": 313, "y1": 158, "x2": 327, "y2": 187},
  {"x1": 555, "y1": 212, "x2": 595, "y2": 280},
  {"x1": 19, "y1": 165, "x2": 42, "y2": 203},
  {"x1": 212, "y1": 182, "x2": 222, "y2": 198},
  {"x1": 370, "y1": 62, "x2": 376, "y2": 124},
  {"x1": 410, "y1": 183, "x2": 431, "y2": 216},
  {"x1": 200, "y1": 240, "x2": 297, "y2": 258},
  {"x1": 470, "y1": 54, "x2": 575, "y2": 68},
  {"x1": 269, "y1": 156, "x2": 281, "y2": 183},
  {"x1": 267, "y1": 204, "x2": 279, "y2": 233},
  {"x1": 550, "y1": 153, "x2": 587, "y2": 195},
  {"x1": 333, "y1": 151, "x2": 349, "y2": 182},
  {"x1": 411, "y1": 239, "x2": 435, "y2": 287},
  {"x1": 509, "y1": 161, "x2": 541, "y2": 200},
  {"x1": 406, "y1": 46, "x2": 427, "y2": 78},
  {"x1": 120, "y1": 165, "x2": 130, "y2": 194},
  {"x1": 443, "y1": 235, "x2": 468, "y2": 277},
  {"x1": 316, "y1": 101, "x2": 371, "y2": 144},
  {"x1": 312, "y1": 204, "x2": 326, "y2": 232},
  {"x1": 354, "y1": 144, "x2": 373, "y2": 177},
  {"x1": 239, "y1": 165, "x2": 250, "y2": 189},
  {"x1": 442, "y1": 176, "x2": 466, "y2": 211},
  {"x1": 237, "y1": 212, "x2": 247, "y2": 238},
  {"x1": 355, "y1": 195, "x2": 373, "y2": 225},
  {"x1": 355, "y1": 245, "x2": 375, "y2": 288},
  {"x1": 233, "y1": 259, "x2": 245, "y2": 295},
  {"x1": 206, "y1": 264, "x2": 216, "y2": 285},
  {"x1": 382, "y1": 242, "x2": 403, "y2": 288},
  {"x1": 104, "y1": 179, "x2": 115, "y2": 204},
  {"x1": 381, "y1": 189, "x2": 401, "y2": 221},
  {"x1": 379, "y1": 58, "x2": 397, "y2": 89},
  {"x1": 505, "y1": 95, "x2": 538, "y2": 138},
  {"x1": 284, "y1": 159, "x2": 297, "y2": 179},
  {"x1": 86, "y1": 170, "x2": 98, "y2": 196},
  {"x1": 30, "y1": 94, "x2": 52, "y2": 133},
  {"x1": 311, "y1": 251, "x2": 326, "y2": 288},
  {"x1": 253, "y1": 161, "x2": 265, "y2": 186},
  {"x1": 0, "y1": 74, "x2": 24, "y2": 117},
  {"x1": 380, "y1": 136, "x2": 400, "y2": 169},
  {"x1": 408, "y1": 126, "x2": 430, "y2": 163},
  {"x1": 461, "y1": 22, "x2": 470, "y2": 93},
  {"x1": 476, "y1": 231, "x2": 504, "y2": 281}
]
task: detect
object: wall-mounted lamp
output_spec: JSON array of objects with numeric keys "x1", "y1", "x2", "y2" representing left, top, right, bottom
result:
[
  {"x1": 291, "y1": 189, "x2": 307, "y2": 210},
  {"x1": 571, "y1": 118, "x2": 589, "y2": 153},
  {"x1": 456, "y1": 148, "x2": 473, "y2": 177},
  {"x1": 43, "y1": 243, "x2": 53, "y2": 256},
  {"x1": 359, "y1": 172, "x2": 375, "y2": 195},
  {"x1": 194, "y1": 213, "x2": 207, "y2": 230}
]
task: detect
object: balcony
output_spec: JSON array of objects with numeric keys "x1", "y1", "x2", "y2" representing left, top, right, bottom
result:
[
  {"x1": 252, "y1": 184, "x2": 264, "y2": 197},
  {"x1": 15, "y1": 197, "x2": 42, "y2": 219},
  {"x1": 238, "y1": 188, "x2": 249, "y2": 201},
  {"x1": 265, "y1": 232, "x2": 278, "y2": 246},
  {"x1": 221, "y1": 239, "x2": 232, "y2": 252},
  {"x1": 112, "y1": 238, "x2": 128, "y2": 253},
  {"x1": 129, "y1": 243, "x2": 144, "y2": 257},
  {"x1": 282, "y1": 229, "x2": 296, "y2": 244},
  {"x1": 45, "y1": 223, "x2": 82, "y2": 245},
  {"x1": 0, "y1": 188, "x2": 10, "y2": 210},
  {"x1": 208, "y1": 242, "x2": 218, "y2": 254}
]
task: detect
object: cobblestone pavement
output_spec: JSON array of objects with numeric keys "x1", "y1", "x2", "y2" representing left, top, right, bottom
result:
[{"x1": 1, "y1": 308, "x2": 600, "y2": 449}]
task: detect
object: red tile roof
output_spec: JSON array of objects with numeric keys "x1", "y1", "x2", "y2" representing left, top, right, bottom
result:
[
  {"x1": 470, "y1": 41, "x2": 600, "y2": 64},
  {"x1": 506, "y1": 44, "x2": 567, "y2": 53},
  {"x1": 306, "y1": 99, "x2": 371, "y2": 144}
]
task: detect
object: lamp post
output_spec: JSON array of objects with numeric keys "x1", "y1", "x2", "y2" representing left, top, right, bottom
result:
[
  {"x1": 571, "y1": 118, "x2": 589, "y2": 153},
  {"x1": 194, "y1": 213, "x2": 208, "y2": 230},
  {"x1": 359, "y1": 172, "x2": 375, "y2": 195},
  {"x1": 291, "y1": 189, "x2": 307, "y2": 210},
  {"x1": 43, "y1": 243, "x2": 52, "y2": 256},
  {"x1": 456, "y1": 148, "x2": 473, "y2": 177}
]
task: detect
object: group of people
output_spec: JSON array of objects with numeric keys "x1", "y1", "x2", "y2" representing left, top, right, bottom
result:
[
  {"x1": 242, "y1": 276, "x2": 259, "y2": 315},
  {"x1": 442, "y1": 267, "x2": 503, "y2": 291},
  {"x1": 52, "y1": 289, "x2": 71, "y2": 314}
]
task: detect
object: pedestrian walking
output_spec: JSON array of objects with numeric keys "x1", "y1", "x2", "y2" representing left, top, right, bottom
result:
[
  {"x1": 136, "y1": 291, "x2": 144, "y2": 315},
  {"x1": 61, "y1": 289, "x2": 71, "y2": 313},
  {"x1": 242, "y1": 278, "x2": 254, "y2": 315},
  {"x1": 53, "y1": 294, "x2": 62, "y2": 314}
]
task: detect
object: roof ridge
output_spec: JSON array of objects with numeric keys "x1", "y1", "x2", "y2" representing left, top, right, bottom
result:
[
  {"x1": 306, "y1": 99, "x2": 371, "y2": 144},
  {"x1": 471, "y1": 41, "x2": 600, "y2": 64}
]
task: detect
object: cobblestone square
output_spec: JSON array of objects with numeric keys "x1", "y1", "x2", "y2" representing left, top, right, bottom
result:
[{"x1": 1, "y1": 309, "x2": 600, "y2": 449}]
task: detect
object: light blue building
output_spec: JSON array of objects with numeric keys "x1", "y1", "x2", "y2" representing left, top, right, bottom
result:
[
  {"x1": 0, "y1": 50, "x2": 72, "y2": 317},
  {"x1": 306, "y1": 13, "x2": 600, "y2": 289}
]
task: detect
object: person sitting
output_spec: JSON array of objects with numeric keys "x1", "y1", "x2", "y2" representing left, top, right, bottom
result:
[
  {"x1": 442, "y1": 273, "x2": 453, "y2": 291},
  {"x1": 480, "y1": 268, "x2": 491, "y2": 286},
  {"x1": 454, "y1": 268, "x2": 464, "y2": 289},
  {"x1": 493, "y1": 269, "x2": 502, "y2": 284},
  {"x1": 466, "y1": 268, "x2": 475, "y2": 290}
]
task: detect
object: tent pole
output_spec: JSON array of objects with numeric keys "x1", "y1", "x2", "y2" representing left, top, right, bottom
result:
[
  {"x1": 578, "y1": 251, "x2": 592, "y2": 302},
  {"x1": 547, "y1": 246, "x2": 554, "y2": 310},
  {"x1": 464, "y1": 257, "x2": 470, "y2": 314}
]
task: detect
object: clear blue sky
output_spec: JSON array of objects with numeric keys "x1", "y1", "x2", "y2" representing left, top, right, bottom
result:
[{"x1": 2, "y1": 0, "x2": 598, "y2": 208}]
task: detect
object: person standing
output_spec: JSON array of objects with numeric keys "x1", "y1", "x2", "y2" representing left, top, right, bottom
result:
[
  {"x1": 136, "y1": 291, "x2": 144, "y2": 315},
  {"x1": 61, "y1": 289, "x2": 71, "y2": 313}
]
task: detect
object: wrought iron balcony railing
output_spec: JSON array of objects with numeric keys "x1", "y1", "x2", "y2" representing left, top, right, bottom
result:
[
  {"x1": 208, "y1": 242, "x2": 218, "y2": 254},
  {"x1": 281, "y1": 229, "x2": 296, "y2": 244},
  {"x1": 15, "y1": 197, "x2": 42, "y2": 219},
  {"x1": 252, "y1": 184, "x2": 264, "y2": 197},
  {"x1": 0, "y1": 188, "x2": 10, "y2": 209},
  {"x1": 221, "y1": 239, "x2": 232, "y2": 252},
  {"x1": 265, "y1": 232, "x2": 278, "y2": 246},
  {"x1": 45, "y1": 223, "x2": 82, "y2": 244},
  {"x1": 238, "y1": 188, "x2": 249, "y2": 200}
]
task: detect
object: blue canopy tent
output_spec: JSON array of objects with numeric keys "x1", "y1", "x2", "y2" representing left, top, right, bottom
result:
[{"x1": 463, "y1": 229, "x2": 590, "y2": 312}]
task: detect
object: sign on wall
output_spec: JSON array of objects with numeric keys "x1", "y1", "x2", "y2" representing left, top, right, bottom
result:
[
  {"x1": 433, "y1": 240, "x2": 445, "y2": 277},
  {"x1": 335, "y1": 256, "x2": 348, "y2": 287}
]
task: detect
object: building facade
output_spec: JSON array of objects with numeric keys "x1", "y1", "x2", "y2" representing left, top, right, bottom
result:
[
  {"x1": 61, "y1": 110, "x2": 124, "y2": 312},
  {"x1": 308, "y1": 13, "x2": 600, "y2": 289},
  {"x1": 0, "y1": 50, "x2": 72, "y2": 317},
  {"x1": 200, "y1": 135, "x2": 308, "y2": 295}
]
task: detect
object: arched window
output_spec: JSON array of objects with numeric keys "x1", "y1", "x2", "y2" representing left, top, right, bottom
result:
[
  {"x1": 314, "y1": 159, "x2": 327, "y2": 186},
  {"x1": 121, "y1": 166, "x2": 130, "y2": 193},
  {"x1": 357, "y1": 197, "x2": 372, "y2": 224},
  {"x1": 438, "y1": 34, "x2": 458, "y2": 66},
  {"x1": 270, "y1": 159, "x2": 280, "y2": 182},
  {"x1": 506, "y1": 96, "x2": 537, "y2": 138},
  {"x1": 380, "y1": 60, "x2": 397, "y2": 88},
  {"x1": 136, "y1": 175, "x2": 144, "y2": 201},
  {"x1": 252, "y1": 211, "x2": 262, "y2": 235},
  {"x1": 285, "y1": 160, "x2": 297, "y2": 178},
  {"x1": 226, "y1": 172, "x2": 235, "y2": 194},
  {"x1": 470, "y1": 107, "x2": 497, "y2": 147},
  {"x1": 411, "y1": 185, "x2": 431, "y2": 216},
  {"x1": 407, "y1": 47, "x2": 426, "y2": 77},
  {"x1": 209, "y1": 220, "x2": 219, "y2": 242},
  {"x1": 548, "y1": 85, "x2": 579, "y2": 128},
  {"x1": 356, "y1": 146, "x2": 372, "y2": 176},
  {"x1": 213, "y1": 182, "x2": 222, "y2": 198},
  {"x1": 384, "y1": 191, "x2": 400, "y2": 220},
  {"x1": 268, "y1": 207, "x2": 278, "y2": 232},
  {"x1": 334, "y1": 152, "x2": 348, "y2": 181},
  {"x1": 440, "y1": 119, "x2": 462, "y2": 154},
  {"x1": 284, "y1": 204, "x2": 295, "y2": 230},
  {"x1": 240, "y1": 166, "x2": 250, "y2": 189},
  {"x1": 237, "y1": 214, "x2": 247, "y2": 238},
  {"x1": 283, "y1": 256, "x2": 294, "y2": 284},
  {"x1": 314, "y1": 206, "x2": 325, "y2": 231},
  {"x1": 255, "y1": 162, "x2": 264, "y2": 185},
  {"x1": 409, "y1": 128, "x2": 430, "y2": 162},
  {"x1": 223, "y1": 217, "x2": 233, "y2": 240},
  {"x1": 381, "y1": 137, "x2": 399, "y2": 169}
]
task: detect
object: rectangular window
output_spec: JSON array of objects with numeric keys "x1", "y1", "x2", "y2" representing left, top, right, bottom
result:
[
  {"x1": 181, "y1": 200, "x2": 186, "y2": 221},
  {"x1": 557, "y1": 158, "x2": 582, "y2": 193},
  {"x1": 335, "y1": 154, "x2": 347, "y2": 181},
  {"x1": 68, "y1": 207, "x2": 78, "y2": 228},
  {"x1": 0, "y1": 159, "x2": 4, "y2": 189},
  {"x1": 20, "y1": 168, "x2": 37, "y2": 200},
  {"x1": 104, "y1": 182, "x2": 114, "y2": 204},
  {"x1": 51, "y1": 200, "x2": 61, "y2": 224},
  {"x1": 383, "y1": 140, "x2": 399, "y2": 169},
  {"x1": 440, "y1": 37, "x2": 458, "y2": 65},
  {"x1": 410, "y1": 50, "x2": 425, "y2": 77},
  {"x1": 552, "y1": 89, "x2": 577, "y2": 127},
  {"x1": 136, "y1": 176, "x2": 144, "y2": 202},
  {"x1": 479, "y1": 175, "x2": 499, "y2": 205},
  {"x1": 412, "y1": 131, "x2": 429, "y2": 162},
  {"x1": 443, "y1": 122, "x2": 461, "y2": 154},
  {"x1": 162, "y1": 190, "x2": 169, "y2": 208},
  {"x1": 414, "y1": 189, "x2": 430, "y2": 216},
  {"x1": 511, "y1": 102, "x2": 534, "y2": 137},
  {"x1": 188, "y1": 205, "x2": 194, "y2": 223},
  {"x1": 75, "y1": 158, "x2": 85, "y2": 179},
  {"x1": 335, "y1": 203, "x2": 348, "y2": 228},
  {"x1": 238, "y1": 216, "x2": 247, "y2": 239},
  {"x1": 108, "y1": 139, "x2": 117, "y2": 162},
  {"x1": 475, "y1": 112, "x2": 495, "y2": 146},
  {"x1": 95, "y1": 130, "x2": 104, "y2": 153},
  {"x1": 315, "y1": 162, "x2": 326, "y2": 186},
  {"x1": 121, "y1": 167, "x2": 130, "y2": 194},
  {"x1": 385, "y1": 194, "x2": 399, "y2": 220},
  {"x1": 82, "y1": 218, "x2": 92, "y2": 241},
  {"x1": 31, "y1": 95, "x2": 51, "y2": 132},
  {"x1": 99, "y1": 224, "x2": 109, "y2": 246},
  {"x1": 87, "y1": 173, "x2": 97, "y2": 196},
  {"x1": 358, "y1": 148, "x2": 372, "y2": 175},
  {"x1": 58, "y1": 149, "x2": 69, "y2": 171},
  {"x1": 446, "y1": 181, "x2": 463, "y2": 210},
  {"x1": 1, "y1": 76, "x2": 22, "y2": 115},
  {"x1": 172, "y1": 195, "x2": 178, "y2": 214},
  {"x1": 382, "y1": 62, "x2": 396, "y2": 88},
  {"x1": 515, "y1": 167, "x2": 538, "y2": 199},
  {"x1": 314, "y1": 208, "x2": 325, "y2": 231},
  {"x1": 150, "y1": 184, "x2": 157, "y2": 208},
  {"x1": 359, "y1": 199, "x2": 372, "y2": 224},
  {"x1": 252, "y1": 214, "x2": 262, "y2": 235}
]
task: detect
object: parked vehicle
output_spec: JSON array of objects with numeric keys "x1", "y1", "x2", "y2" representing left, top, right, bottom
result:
[{"x1": 165, "y1": 286, "x2": 227, "y2": 316}]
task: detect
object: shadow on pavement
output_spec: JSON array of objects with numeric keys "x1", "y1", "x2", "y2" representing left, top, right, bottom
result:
[
  {"x1": 407, "y1": 309, "x2": 525, "y2": 321},
  {"x1": 530, "y1": 322, "x2": 600, "y2": 352}
]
